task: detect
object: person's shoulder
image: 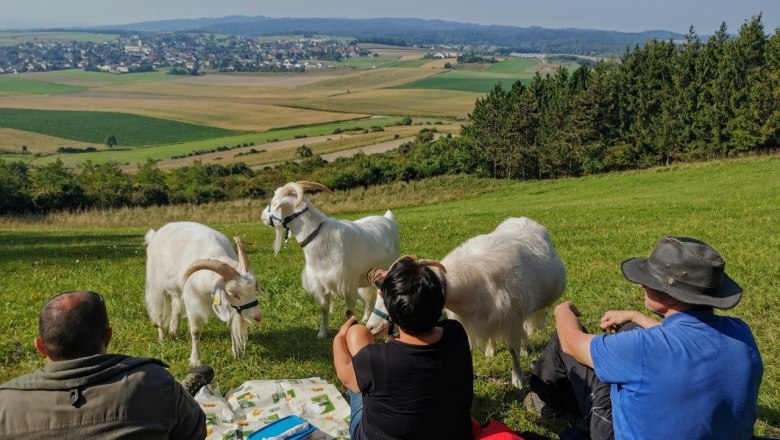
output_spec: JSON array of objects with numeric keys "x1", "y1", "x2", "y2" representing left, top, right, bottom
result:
[
  {"x1": 0, "y1": 371, "x2": 36, "y2": 391},
  {"x1": 441, "y1": 319, "x2": 466, "y2": 332},
  {"x1": 441, "y1": 319, "x2": 469, "y2": 341}
]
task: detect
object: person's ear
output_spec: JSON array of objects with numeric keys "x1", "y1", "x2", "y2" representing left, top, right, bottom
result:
[
  {"x1": 663, "y1": 293, "x2": 680, "y2": 307},
  {"x1": 104, "y1": 327, "x2": 113, "y2": 351},
  {"x1": 34, "y1": 337, "x2": 47, "y2": 358}
]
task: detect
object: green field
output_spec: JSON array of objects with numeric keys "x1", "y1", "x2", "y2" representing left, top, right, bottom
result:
[
  {"x1": 19, "y1": 68, "x2": 174, "y2": 87},
  {"x1": 1, "y1": 157, "x2": 778, "y2": 437},
  {"x1": 394, "y1": 70, "x2": 530, "y2": 93},
  {"x1": 390, "y1": 58, "x2": 578, "y2": 93},
  {"x1": 484, "y1": 58, "x2": 541, "y2": 74},
  {"x1": 0, "y1": 76, "x2": 86, "y2": 95},
  {"x1": 331, "y1": 57, "x2": 428, "y2": 69},
  {"x1": 27, "y1": 115, "x2": 448, "y2": 167},
  {"x1": 0, "y1": 108, "x2": 241, "y2": 147},
  {"x1": 0, "y1": 31, "x2": 118, "y2": 46}
]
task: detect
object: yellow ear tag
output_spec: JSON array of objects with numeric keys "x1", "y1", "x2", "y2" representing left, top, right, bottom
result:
[{"x1": 213, "y1": 296, "x2": 221, "y2": 306}]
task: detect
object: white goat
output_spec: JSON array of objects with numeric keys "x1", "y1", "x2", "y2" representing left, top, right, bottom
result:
[
  {"x1": 366, "y1": 217, "x2": 566, "y2": 388},
  {"x1": 144, "y1": 221, "x2": 263, "y2": 366},
  {"x1": 262, "y1": 181, "x2": 400, "y2": 338}
]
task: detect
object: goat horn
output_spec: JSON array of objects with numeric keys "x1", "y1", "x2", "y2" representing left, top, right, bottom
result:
[
  {"x1": 296, "y1": 181, "x2": 334, "y2": 194},
  {"x1": 419, "y1": 259, "x2": 447, "y2": 273},
  {"x1": 234, "y1": 236, "x2": 251, "y2": 273},
  {"x1": 182, "y1": 259, "x2": 241, "y2": 285}
]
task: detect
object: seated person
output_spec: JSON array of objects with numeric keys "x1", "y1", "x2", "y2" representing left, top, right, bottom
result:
[
  {"x1": 527, "y1": 236, "x2": 763, "y2": 440},
  {"x1": 0, "y1": 290, "x2": 207, "y2": 439},
  {"x1": 332, "y1": 256, "x2": 474, "y2": 440}
]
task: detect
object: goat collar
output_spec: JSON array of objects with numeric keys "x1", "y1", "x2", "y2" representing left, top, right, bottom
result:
[
  {"x1": 232, "y1": 299, "x2": 259, "y2": 314},
  {"x1": 267, "y1": 205, "x2": 309, "y2": 241},
  {"x1": 298, "y1": 221, "x2": 324, "y2": 248},
  {"x1": 371, "y1": 308, "x2": 398, "y2": 337}
]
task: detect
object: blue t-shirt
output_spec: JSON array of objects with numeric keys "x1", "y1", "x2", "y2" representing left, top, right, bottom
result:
[{"x1": 590, "y1": 309, "x2": 762, "y2": 440}]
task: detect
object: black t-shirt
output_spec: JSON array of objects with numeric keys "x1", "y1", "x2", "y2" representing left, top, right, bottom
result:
[{"x1": 352, "y1": 319, "x2": 474, "y2": 440}]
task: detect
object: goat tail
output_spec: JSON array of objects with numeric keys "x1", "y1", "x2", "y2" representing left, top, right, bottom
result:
[
  {"x1": 144, "y1": 229, "x2": 156, "y2": 246},
  {"x1": 230, "y1": 314, "x2": 249, "y2": 358}
]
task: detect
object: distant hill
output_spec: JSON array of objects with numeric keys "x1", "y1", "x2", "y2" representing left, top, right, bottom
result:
[{"x1": 90, "y1": 16, "x2": 683, "y2": 56}]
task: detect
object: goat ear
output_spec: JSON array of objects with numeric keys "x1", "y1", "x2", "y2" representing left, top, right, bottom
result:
[
  {"x1": 212, "y1": 289, "x2": 233, "y2": 322},
  {"x1": 234, "y1": 236, "x2": 251, "y2": 273},
  {"x1": 278, "y1": 182, "x2": 305, "y2": 208}
]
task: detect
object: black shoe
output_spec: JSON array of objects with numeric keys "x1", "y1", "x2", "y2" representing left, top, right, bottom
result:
[{"x1": 181, "y1": 365, "x2": 214, "y2": 397}]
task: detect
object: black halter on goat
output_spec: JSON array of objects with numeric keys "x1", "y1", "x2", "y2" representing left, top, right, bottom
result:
[
  {"x1": 232, "y1": 298, "x2": 259, "y2": 314},
  {"x1": 266, "y1": 204, "x2": 323, "y2": 248}
]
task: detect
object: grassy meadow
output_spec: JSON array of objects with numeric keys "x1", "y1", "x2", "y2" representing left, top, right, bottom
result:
[{"x1": 1, "y1": 157, "x2": 778, "y2": 437}]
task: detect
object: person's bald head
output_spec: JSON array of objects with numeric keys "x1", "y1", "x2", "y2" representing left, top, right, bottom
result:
[{"x1": 37, "y1": 291, "x2": 110, "y2": 361}]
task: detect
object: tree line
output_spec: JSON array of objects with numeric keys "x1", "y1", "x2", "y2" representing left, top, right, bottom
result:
[
  {"x1": 462, "y1": 16, "x2": 779, "y2": 179},
  {"x1": 0, "y1": 129, "x2": 457, "y2": 214}
]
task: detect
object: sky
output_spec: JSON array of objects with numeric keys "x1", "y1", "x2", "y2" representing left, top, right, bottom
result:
[{"x1": 1, "y1": 0, "x2": 778, "y2": 34}]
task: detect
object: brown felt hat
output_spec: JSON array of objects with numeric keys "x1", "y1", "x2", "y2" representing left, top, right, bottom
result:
[{"x1": 621, "y1": 236, "x2": 743, "y2": 309}]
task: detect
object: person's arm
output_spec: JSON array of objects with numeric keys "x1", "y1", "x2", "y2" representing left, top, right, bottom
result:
[
  {"x1": 170, "y1": 381, "x2": 207, "y2": 440},
  {"x1": 554, "y1": 301, "x2": 594, "y2": 368},
  {"x1": 333, "y1": 316, "x2": 361, "y2": 393},
  {"x1": 600, "y1": 310, "x2": 660, "y2": 331}
]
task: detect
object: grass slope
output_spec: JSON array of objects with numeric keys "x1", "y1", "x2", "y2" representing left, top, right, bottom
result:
[
  {"x1": 0, "y1": 108, "x2": 242, "y2": 147},
  {"x1": 0, "y1": 157, "x2": 778, "y2": 437}
]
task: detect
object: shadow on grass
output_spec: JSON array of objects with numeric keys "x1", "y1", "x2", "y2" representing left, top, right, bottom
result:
[
  {"x1": 251, "y1": 325, "x2": 333, "y2": 364},
  {"x1": 759, "y1": 404, "x2": 780, "y2": 431},
  {"x1": 0, "y1": 231, "x2": 142, "y2": 262}
]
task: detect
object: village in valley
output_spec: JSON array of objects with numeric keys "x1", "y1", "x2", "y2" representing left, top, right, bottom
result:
[{"x1": 0, "y1": 33, "x2": 378, "y2": 75}]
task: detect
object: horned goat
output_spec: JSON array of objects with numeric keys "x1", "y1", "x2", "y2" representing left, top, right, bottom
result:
[
  {"x1": 261, "y1": 181, "x2": 400, "y2": 338},
  {"x1": 144, "y1": 221, "x2": 262, "y2": 366},
  {"x1": 366, "y1": 217, "x2": 566, "y2": 388}
]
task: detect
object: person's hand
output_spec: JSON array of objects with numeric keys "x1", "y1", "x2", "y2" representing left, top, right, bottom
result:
[
  {"x1": 599, "y1": 310, "x2": 634, "y2": 333},
  {"x1": 554, "y1": 301, "x2": 581, "y2": 317},
  {"x1": 336, "y1": 316, "x2": 357, "y2": 339}
]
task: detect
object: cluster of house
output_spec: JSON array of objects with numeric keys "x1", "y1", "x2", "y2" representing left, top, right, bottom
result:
[{"x1": 0, "y1": 33, "x2": 372, "y2": 75}]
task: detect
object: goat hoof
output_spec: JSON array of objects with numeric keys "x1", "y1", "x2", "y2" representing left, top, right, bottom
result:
[
  {"x1": 511, "y1": 373, "x2": 526, "y2": 389},
  {"x1": 317, "y1": 330, "x2": 327, "y2": 339},
  {"x1": 484, "y1": 346, "x2": 495, "y2": 357}
]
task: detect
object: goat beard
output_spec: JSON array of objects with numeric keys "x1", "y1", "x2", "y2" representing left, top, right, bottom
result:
[
  {"x1": 229, "y1": 314, "x2": 249, "y2": 358},
  {"x1": 272, "y1": 227, "x2": 285, "y2": 255}
]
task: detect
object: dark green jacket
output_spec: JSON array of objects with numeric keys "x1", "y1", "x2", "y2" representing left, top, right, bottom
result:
[{"x1": 0, "y1": 354, "x2": 206, "y2": 439}]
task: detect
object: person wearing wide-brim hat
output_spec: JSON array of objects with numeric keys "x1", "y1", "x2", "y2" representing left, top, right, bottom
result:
[{"x1": 525, "y1": 236, "x2": 763, "y2": 440}]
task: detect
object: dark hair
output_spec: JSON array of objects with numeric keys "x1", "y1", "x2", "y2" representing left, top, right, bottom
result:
[
  {"x1": 382, "y1": 257, "x2": 445, "y2": 335},
  {"x1": 38, "y1": 291, "x2": 109, "y2": 360}
]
